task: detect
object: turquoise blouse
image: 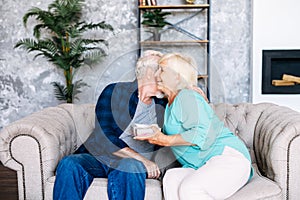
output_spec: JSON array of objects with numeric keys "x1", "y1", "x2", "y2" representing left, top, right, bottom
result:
[{"x1": 163, "y1": 89, "x2": 252, "y2": 176}]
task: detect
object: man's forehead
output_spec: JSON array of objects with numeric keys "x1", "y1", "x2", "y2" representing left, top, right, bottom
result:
[{"x1": 147, "y1": 55, "x2": 161, "y2": 60}]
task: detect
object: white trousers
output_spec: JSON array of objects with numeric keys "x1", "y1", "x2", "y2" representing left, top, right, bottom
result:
[{"x1": 163, "y1": 146, "x2": 251, "y2": 200}]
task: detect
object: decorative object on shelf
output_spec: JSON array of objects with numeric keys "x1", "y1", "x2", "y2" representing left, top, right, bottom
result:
[
  {"x1": 141, "y1": 9, "x2": 171, "y2": 41},
  {"x1": 185, "y1": 0, "x2": 196, "y2": 4},
  {"x1": 139, "y1": 0, "x2": 156, "y2": 6},
  {"x1": 14, "y1": 0, "x2": 113, "y2": 103}
]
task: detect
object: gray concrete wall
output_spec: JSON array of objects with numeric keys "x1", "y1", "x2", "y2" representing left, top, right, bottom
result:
[{"x1": 0, "y1": 0, "x2": 252, "y2": 128}]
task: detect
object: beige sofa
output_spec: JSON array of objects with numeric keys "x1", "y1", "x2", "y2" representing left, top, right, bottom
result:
[{"x1": 1, "y1": 102, "x2": 300, "y2": 200}]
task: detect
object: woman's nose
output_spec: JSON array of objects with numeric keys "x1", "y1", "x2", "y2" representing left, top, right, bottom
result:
[{"x1": 155, "y1": 70, "x2": 162, "y2": 82}]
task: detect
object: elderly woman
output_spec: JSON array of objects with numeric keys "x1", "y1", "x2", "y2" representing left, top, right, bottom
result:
[{"x1": 135, "y1": 53, "x2": 253, "y2": 200}]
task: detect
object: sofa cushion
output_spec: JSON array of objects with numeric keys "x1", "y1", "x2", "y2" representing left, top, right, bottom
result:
[
  {"x1": 227, "y1": 166, "x2": 282, "y2": 200},
  {"x1": 46, "y1": 168, "x2": 281, "y2": 200},
  {"x1": 46, "y1": 176, "x2": 162, "y2": 200}
]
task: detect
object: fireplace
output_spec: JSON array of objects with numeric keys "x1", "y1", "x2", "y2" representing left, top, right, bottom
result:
[{"x1": 262, "y1": 50, "x2": 300, "y2": 94}]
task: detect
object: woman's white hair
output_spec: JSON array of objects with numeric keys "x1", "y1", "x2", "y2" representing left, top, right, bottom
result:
[
  {"x1": 135, "y1": 50, "x2": 163, "y2": 79},
  {"x1": 159, "y1": 53, "x2": 198, "y2": 90}
]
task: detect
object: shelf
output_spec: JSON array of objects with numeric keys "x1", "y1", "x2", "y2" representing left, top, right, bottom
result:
[
  {"x1": 198, "y1": 74, "x2": 208, "y2": 79},
  {"x1": 138, "y1": 1, "x2": 210, "y2": 98},
  {"x1": 139, "y1": 4, "x2": 209, "y2": 10},
  {"x1": 140, "y1": 40, "x2": 209, "y2": 45}
]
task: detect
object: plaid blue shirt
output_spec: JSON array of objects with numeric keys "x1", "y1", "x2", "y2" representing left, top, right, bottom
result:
[{"x1": 79, "y1": 80, "x2": 167, "y2": 163}]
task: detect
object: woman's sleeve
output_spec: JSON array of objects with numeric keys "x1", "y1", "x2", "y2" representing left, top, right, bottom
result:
[{"x1": 173, "y1": 90, "x2": 221, "y2": 150}]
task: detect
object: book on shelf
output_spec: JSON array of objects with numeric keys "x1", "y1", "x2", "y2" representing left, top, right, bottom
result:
[
  {"x1": 139, "y1": 0, "x2": 146, "y2": 6},
  {"x1": 151, "y1": 0, "x2": 157, "y2": 6},
  {"x1": 139, "y1": 0, "x2": 156, "y2": 6}
]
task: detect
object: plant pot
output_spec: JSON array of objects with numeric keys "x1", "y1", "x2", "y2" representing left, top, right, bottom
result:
[
  {"x1": 151, "y1": 28, "x2": 161, "y2": 41},
  {"x1": 185, "y1": 0, "x2": 195, "y2": 4}
]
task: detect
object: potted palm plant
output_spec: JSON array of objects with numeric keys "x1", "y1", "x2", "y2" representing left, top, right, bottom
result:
[
  {"x1": 15, "y1": 0, "x2": 113, "y2": 103},
  {"x1": 141, "y1": 9, "x2": 171, "y2": 41}
]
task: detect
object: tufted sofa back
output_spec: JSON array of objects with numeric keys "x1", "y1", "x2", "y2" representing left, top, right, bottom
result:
[
  {"x1": 58, "y1": 102, "x2": 282, "y2": 166},
  {"x1": 58, "y1": 103, "x2": 96, "y2": 150},
  {"x1": 212, "y1": 102, "x2": 276, "y2": 164},
  {"x1": 58, "y1": 103, "x2": 279, "y2": 161}
]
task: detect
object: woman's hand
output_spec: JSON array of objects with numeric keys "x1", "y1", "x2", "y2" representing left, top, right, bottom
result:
[
  {"x1": 134, "y1": 126, "x2": 171, "y2": 146},
  {"x1": 135, "y1": 126, "x2": 196, "y2": 147}
]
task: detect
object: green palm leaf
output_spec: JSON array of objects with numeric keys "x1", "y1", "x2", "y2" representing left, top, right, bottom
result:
[
  {"x1": 73, "y1": 79, "x2": 89, "y2": 100},
  {"x1": 15, "y1": 38, "x2": 38, "y2": 51},
  {"x1": 79, "y1": 21, "x2": 113, "y2": 32},
  {"x1": 51, "y1": 82, "x2": 68, "y2": 101},
  {"x1": 83, "y1": 50, "x2": 106, "y2": 66},
  {"x1": 23, "y1": 7, "x2": 44, "y2": 27},
  {"x1": 15, "y1": 0, "x2": 113, "y2": 103}
]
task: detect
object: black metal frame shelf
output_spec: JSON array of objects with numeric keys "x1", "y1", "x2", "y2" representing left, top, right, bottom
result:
[
  {"x1": 140, "y1": 40, "x2": 209, "y2": 45},
  {"x1": 138, "y1": 4, "x2": 210, "y2": 9},
  {"x1": 137, "y1": 1, "x2": 210, "y2": 98}
]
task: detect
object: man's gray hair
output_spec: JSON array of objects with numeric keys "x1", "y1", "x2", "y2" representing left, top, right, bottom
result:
[{"x1": 135, "y1": 50, "x2": 163, "y2": 79}]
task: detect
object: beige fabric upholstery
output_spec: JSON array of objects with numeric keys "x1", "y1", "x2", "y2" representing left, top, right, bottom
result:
[
  {"x1": 1, "y1": 102, "x2": 300, "y2": 200},
  {"x1": 45, "y1": 177, "x2": 162, "y2": 200}
]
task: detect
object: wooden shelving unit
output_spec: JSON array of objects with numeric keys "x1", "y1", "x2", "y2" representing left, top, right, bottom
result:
[
  {"x1": 140, "y1": 40, "x2": 209, "y2": 45},
  {"x1": 138, "y1": 4, "x2": 210, "y2": 9},
  {"x1": 138, "y1": 1, "x2": 210, "y2": 98}
]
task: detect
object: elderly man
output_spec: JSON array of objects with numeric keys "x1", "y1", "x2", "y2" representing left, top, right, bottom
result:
[{"x1": 53, "y1": 50, "x2": 172, "y2": 200}]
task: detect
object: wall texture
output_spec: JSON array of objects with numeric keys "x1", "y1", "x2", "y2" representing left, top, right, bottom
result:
[
  {"x1": 252, "y1": 0, "x2": 300, "y2": 112},
  {"x1": 0, "y1": 0, "x2": 252, "y2": 128}
]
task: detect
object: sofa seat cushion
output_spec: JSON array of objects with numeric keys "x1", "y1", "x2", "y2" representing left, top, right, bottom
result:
[
  {"x1": 46, "y1": 176, "x2": 162, "y2": 200},
  {"x1": 227, "y1": 171, "x2": 282, "y2": 200},
  {"x1": 46, "y1": 171, "x2": 281, "y2": 200}
]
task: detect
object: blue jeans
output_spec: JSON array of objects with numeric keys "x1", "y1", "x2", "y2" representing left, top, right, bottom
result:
[{"x1": 53, "y1": 153, "x2": 147, "y2": 200}]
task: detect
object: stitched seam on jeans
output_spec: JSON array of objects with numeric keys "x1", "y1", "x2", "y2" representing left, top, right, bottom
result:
[
  {"x1": 9, "y1": 134, "x2": 45, "y2": 200},
  {"x1": 76, "y1": 167, "x2": 95, "y2": 199}
]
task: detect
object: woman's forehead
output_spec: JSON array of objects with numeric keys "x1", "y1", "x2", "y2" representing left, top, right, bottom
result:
[{"x1": 158, "y1": 61, "x2": 168, "y2": 68}]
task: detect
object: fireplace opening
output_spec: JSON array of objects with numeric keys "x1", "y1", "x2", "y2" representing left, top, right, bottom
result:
[{"x1": 262, "y1": 50, "x2": 300, "y2": 94}]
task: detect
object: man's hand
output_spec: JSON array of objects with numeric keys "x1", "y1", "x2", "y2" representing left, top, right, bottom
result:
[
  {"x1": 140, "y1": 159, "x2": 161, "y2": 179},
  {"x1": 113, "y1": 147, "x2": 161, "y2": 179}
]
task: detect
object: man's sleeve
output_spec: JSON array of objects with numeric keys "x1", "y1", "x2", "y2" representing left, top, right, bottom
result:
[
  {"x1": 155, "y1": 97, "x2": 168, "y2": 128},
  {"x1": 95, "y1": 84, "x2": 128, "y2": 154}
]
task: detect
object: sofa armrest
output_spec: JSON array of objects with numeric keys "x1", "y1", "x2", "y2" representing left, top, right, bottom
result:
[
  {"x1": 0, "y1": 105, "x2": 80, "y2": 200},
  {"x1": 255, "y1": 105, "x2": 300, "y2": 200}
]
